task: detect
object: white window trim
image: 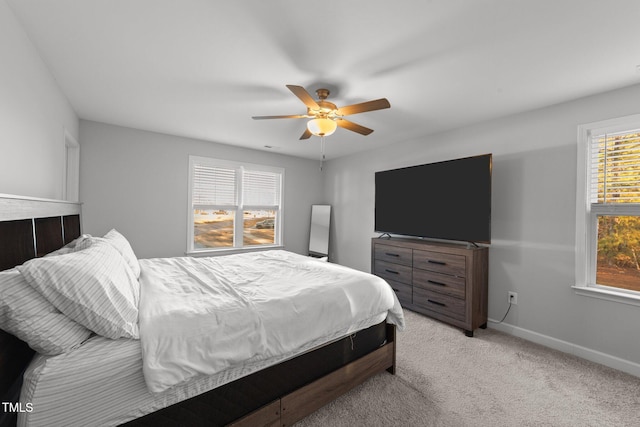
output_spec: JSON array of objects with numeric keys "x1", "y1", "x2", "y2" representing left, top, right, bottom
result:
[
  {"x1": 186, "y1": 156, "x2": 284, "y2": 255},
  {"x1": 574, "y1": 113, "x2": 640, "y2": 306},
  {"x1": 62, "y1": 128, "x2": 80, "y2": 202}
]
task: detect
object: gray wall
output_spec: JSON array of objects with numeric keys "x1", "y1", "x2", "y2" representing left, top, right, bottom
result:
[
  {"x1": 323, "y1": 83, "x2": 640, "y2": 372},
  {"x1": 79, "y1": 120, "x2": 324, "y2": 259},
  {"x1": 0, "y1": 1, "x2": 78, "y2": 199}
]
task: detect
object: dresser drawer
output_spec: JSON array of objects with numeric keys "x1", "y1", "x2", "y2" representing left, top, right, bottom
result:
[
  {"x1": 386, "y1": 279, "x2": 412, "y2": 306},
  {"x1": 413, "y1": 269, "x2": 465, "y2": 299},
  {"x1": 374, "y1": 260, "x2": 412, "y2": 285},
  {"x1": 374, "y1": 244, "x2": 412, "y2": 266},
  {"x1": 413, "y1": 250, "x2": 465, "y2": 277},
  {"x1": 413, "y1": 288, "x2": 466, "y2": 321}
]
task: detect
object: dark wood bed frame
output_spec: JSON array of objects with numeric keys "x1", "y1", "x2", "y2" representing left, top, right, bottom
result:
[{"x1": 0, "y1": 195, "x2": 397, "y2": 427}]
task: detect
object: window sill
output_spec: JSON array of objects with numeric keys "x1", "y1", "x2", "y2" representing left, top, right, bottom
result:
[
  {"x1": 186, "y1": 245, "x2": 285, "y2": 257},
  {"x1": 572, "y1": 285, "x2": 640, "y2": 307}
]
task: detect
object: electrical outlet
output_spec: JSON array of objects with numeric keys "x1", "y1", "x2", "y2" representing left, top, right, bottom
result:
[{"x1": 508, "y1": 291, "x2": 518, "y2": 305}]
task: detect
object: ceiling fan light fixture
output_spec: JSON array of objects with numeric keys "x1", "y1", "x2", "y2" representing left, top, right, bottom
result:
[{"x1": 307, "y1": 118, "x2": 337, "y2": 136}]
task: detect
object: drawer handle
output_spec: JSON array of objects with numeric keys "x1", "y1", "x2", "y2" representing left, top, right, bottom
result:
[
  {"x1": 427, "y1": 279, "x2": 446, "y2": 287},
  {"x1": 385, "y1": 269, "x2": 399, "y2": 275},
  {"x1": 427, "y1": 299, "x2": 446, "y2": 307},
  {"x1": 385, "y1": 252, "x2": 400, "y2": 257},
  {"x1": 428, "y1": 260, "x2": 446, "y2": 266}
]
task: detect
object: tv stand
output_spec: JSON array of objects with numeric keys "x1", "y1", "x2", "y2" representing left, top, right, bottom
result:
[{"x1": 371, "y1": 237, "x2": 488, "y2": 337}]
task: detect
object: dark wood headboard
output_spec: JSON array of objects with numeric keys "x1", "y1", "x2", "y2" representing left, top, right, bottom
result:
[{"x1": 0, "y1": 194, "x2": 82, "y2": 427}]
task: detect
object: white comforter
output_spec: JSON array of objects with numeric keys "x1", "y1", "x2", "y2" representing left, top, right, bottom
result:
[{"x1": 138, "y1": 250, "x2": 404, "y2": 393}]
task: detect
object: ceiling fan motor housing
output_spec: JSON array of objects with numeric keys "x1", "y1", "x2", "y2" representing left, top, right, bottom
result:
[
  {"x1": 315, "y1": 88, "x2": 330, "y2": 100},
  {"x1": 309, "y1": 100, "x2": 338, "y2": 118}
]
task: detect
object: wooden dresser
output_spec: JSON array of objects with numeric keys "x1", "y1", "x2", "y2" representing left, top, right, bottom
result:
[{"x1": 372, "y1": 237, "x2": 488, "y2": 337}]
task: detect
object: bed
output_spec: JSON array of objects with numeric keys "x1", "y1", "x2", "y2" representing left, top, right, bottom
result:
[{"x1": 0, "y1": 195, "x2": 403, "y2": 427}]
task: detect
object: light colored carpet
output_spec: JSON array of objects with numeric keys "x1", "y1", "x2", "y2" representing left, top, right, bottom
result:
[{"x1": 296, "y1": 310, "x2": 640, "y2": 426}]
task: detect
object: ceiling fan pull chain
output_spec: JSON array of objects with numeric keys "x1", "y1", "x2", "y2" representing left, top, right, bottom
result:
[{"x1": 320, "y1": 136, "x2": 326, "y2": 171}]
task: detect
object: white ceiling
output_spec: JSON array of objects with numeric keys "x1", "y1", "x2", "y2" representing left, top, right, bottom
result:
[{"x1": 8, "y1": 0, "x2": 640, "y2": 160}]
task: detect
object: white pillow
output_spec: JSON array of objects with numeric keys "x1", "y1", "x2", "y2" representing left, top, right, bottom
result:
[
  {"x1": 18, "y1": 240, "x2": 140, "y2": 339},
  {"x1": 78, "y1": 229, "x2": 140, "y2": 278},
  {"x1": 0, "y1": 268, "x2": 91, "y2": 355},
  {"x1": 104, "y1": 229, "x2": 140, "y2": 278}
]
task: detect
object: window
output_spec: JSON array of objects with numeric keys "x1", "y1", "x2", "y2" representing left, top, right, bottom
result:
[
  {"x1": 576, "y1": 114, "x2": 640, "y2": 304},
  {"x1": 188, "y1": 156, "x2": 283, "y2": 253}
]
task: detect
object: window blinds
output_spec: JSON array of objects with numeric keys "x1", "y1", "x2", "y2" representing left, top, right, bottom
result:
[
  {"x1": 192, "y1": 161, "x2": 281, "y2": 208},
  {"x1": 243, "y1": 170, "x2": 281, "y2": 206},
  {"x1": 192, "y1": 164, "x2": 236, "y2": 207},
  {"x1": 590, "y1": 129, "x2": 640, "y2": 205}
]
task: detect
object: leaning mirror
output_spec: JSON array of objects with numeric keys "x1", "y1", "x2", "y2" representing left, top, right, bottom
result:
[{"x1": 308, "y1": 205, "x2": 331, "y2": 258}]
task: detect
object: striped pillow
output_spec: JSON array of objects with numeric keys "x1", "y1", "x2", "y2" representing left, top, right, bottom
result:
[
  {"x1": 18, "y1": 240, "x2": 140, "y2": 339},
  {"x1": 0, "y1": 268, "x2": 91, "y2": 355},
  {"x1": 77, "y1": 229, "x2": 141, "y2": 278},
  {"x1": 102, "y1": 229, "x2": 141, "y2": 278}
]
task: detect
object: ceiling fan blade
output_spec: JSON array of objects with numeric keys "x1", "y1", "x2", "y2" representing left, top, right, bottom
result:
[
  {"x1": 336, "y1": 119, "x2": 374, "y2": 135},
  {"x1": 252, "y1": 114, "x2": 308, "y2": 120},
  {"x1": 299, "y1": 128, "x2": 312, "y2": 140},
  {"x1": 286, "y1": 85, "x2": 320, "y2": 110},
  {"x1": 337, "y1": 98, "x2": 390, "y2": 116}
]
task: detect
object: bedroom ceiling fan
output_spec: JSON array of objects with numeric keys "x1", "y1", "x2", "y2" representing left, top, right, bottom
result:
[{"x1": 252, "y1": 85, "x2": 391, "y2": 140}]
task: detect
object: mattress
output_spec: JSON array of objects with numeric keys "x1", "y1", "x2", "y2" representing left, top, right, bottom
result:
[{"x1": 18, "y1": 313, "x2": 386, "y2": 427}]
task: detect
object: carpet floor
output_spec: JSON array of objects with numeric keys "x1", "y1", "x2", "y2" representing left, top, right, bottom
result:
[{"x1": 296, "y1": 310, "x2": 640, "y2": 426}]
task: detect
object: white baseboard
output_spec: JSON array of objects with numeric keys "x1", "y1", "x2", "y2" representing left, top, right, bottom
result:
[{"x1": 488, "y1": 318, "x2": 640, "y2": 378}]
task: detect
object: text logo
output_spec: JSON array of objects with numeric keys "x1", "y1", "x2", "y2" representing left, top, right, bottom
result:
[{"x1": 1, "y1": 402, "x2": 33, "y2": 413}]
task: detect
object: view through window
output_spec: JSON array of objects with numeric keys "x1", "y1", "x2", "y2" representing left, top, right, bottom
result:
[
  {"x1": 596, "y1": 216, "x2": 640, "y2": 291},
  {"x1": 243, "y1": 209, "x2": 277, "y2": 246},
  {"x1": 193, "y1": 209, "x2": 236, "y2": 249},
  {"x1": 192, "y1": 209, "x2": 277, "y2": 249}
]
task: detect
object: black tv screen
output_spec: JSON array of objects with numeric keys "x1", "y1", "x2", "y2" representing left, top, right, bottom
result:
[{"x1": 375, "y1": 154, "x2": 492, "y2": 243}]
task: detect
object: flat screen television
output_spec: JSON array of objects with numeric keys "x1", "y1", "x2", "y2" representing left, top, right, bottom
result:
[{"x1": 375, "y1": 154, "x2": 492, "y2": 244}]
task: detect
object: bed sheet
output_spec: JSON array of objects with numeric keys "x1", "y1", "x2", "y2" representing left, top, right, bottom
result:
[{"x1": 18, "y1": 313, "x2": 387, "y2": 427}]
